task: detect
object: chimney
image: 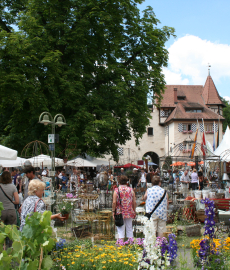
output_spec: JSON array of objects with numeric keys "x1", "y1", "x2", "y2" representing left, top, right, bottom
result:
[{"x1": 174, "y1": 88, "x2": 177, "y2": 104}]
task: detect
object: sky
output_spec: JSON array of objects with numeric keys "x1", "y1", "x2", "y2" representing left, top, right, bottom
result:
[{"x1": 138, "y1": 0, "x2": 230, "y2": 102}]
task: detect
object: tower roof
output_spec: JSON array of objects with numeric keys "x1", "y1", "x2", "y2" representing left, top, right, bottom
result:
[{"x1": 202, "y1": 75, "x2": 224, "y2": 105}]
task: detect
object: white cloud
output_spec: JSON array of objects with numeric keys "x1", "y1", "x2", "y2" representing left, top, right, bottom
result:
[
  {"x1": 223, "y1": 96, "x2": 230, "y2": 103},
  {"x1": 164, "y1": 35, "x2": 230, "y2": 85},
  {"x1": 163, "y1": 68, "x2": 189, "y2": 85}
]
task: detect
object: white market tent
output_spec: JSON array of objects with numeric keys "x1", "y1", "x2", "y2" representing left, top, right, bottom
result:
[
  {"x1": 0, "y1": 145, "x2": 17, "y2": 160},
  {"x1": 67, "y1": 158, "x2": 96, "y2": 167},
  {"x1": 214, "y1": 126, "x2": 230, "y2": 161},
  {"x1": 27, "y1": 154, "x2": 64, "y2": 167},
  {"x1": 0, "y1": 157, "x2": 26, "y2": 167}
]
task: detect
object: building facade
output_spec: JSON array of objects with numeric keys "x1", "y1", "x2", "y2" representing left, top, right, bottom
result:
[{"x1": 107, "y1": 75, "x2": 225, "y2": 165}]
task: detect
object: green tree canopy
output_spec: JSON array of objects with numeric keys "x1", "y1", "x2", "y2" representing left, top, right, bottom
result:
[
  {"x1": 222, "y1": 98, "x2": 230, "y2": 132},
  {"x1": 0, "y1": 0, "x2": 174, "y2": 160}
]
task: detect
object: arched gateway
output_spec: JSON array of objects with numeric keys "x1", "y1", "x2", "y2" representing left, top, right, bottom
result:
[{"x1": 143, "y1": 151, "x2": 159, "y2": 168}]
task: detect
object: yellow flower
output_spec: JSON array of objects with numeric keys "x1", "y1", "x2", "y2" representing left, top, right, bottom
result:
[
  {"x1": 102, "y1": 261, "x2": 106, "y2": 264},
  {"x1": 93, "y1": 265, "x2": 96, "y2": 267},
  {"x1": 102, "y1": 267, "x2": 106, "y2": 269},
  {"x1": 72, "y1": 262, "x2": 75, "y2": 265},
  {"x1": 81, "y1": 264, "x2": 84, "y2": 267},
  {"x1": 124, "y1": 262, "x2": 128, "y2": 264},
  {"x1": 129, "y1": 264, "x2": 133, "y2": 266}
]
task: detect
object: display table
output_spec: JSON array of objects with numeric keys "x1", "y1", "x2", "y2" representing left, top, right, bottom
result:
[{"x1": 211, "y1": 198, "x2": 230, "y2": 210}]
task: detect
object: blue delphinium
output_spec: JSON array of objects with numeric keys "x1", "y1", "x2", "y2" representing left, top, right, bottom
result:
[
  {"x1": 201, "y1": 198, "x2": 215, "y2": 239},
  {"x1": 55, "y1": 238, "x2": 66, "y2": 250},
  {"x1": 168, "y1": 233, "x2": 178, "y2": 263}
]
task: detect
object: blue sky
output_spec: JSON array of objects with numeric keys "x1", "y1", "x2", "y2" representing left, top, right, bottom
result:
[{"x1": 138, "y1": 0, "x2": 230, "y2": 101}]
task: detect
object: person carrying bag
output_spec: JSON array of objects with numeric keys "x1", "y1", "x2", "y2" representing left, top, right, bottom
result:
[
  {"x1": 144, "y1": 190, "x2": 166, "y2": 219},
  {"x1": 112, "y1": 175, "x2": 136, "y2": 240},
  {"x1": 0, "y1": 184, "x2": 20, "y2": 227},
  {"x1": 143, "y1": 175, "x2": 168, "y2": 237},
  {"x1": 114, "y1": 188, "x2": 124, "y2": 227}
]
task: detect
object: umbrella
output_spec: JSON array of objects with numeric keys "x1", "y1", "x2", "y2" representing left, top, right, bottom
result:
[
  {"x1": 114, "y1": 163, "x2": 142, "y2": 169},
  {"x1": 170, "y1": 161, "x2": 185, "y2": 166},
  {"x1": 0, "y1": 145, "x2": 17, "y2": 160},
  {"x1": 148, "y1": 162, "x2": 158, "y2": 166},
  {"x1": 187, "y1": 162, "x2": 195, "y2": 166}
]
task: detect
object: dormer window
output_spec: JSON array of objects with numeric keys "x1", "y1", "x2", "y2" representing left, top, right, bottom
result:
[
  {"x1": 177, "y1": 96, "x2": 185, "y2": 100},
  {"x1": 186, "y1": 109, "x2": 203, "y2": 113}
]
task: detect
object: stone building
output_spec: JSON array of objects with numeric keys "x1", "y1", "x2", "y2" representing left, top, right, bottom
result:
[{"x1": 107, "y1": 75, "x2": 225, "y2": 166}]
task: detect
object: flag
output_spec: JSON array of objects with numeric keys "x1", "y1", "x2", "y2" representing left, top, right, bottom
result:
[
  {"x1": 216, "y1": 117, "x2": 220, "y2": 148},
  {"x1": 201, "y1": 132, "x2": 206, "y2": 156},
  {"x1": 190, "y1": 128, "x2": 198, "y2": 159},
  {"x1": 213, "y1": 121, "x2": 216, "y2": 151}
]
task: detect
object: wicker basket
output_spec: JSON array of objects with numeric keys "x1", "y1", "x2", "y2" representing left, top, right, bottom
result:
[
  {"x1": 216, "y1": 193, "x2": 225, "y2": 199},
  {"x1": 196, "y1": 210, "x2": 219, "y2": 223}
]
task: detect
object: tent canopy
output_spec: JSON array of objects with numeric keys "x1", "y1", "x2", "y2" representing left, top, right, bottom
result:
[
  {"x1": 27, "y1": 155, "x2": 64, "y2": 167},
  {"x1": 0, "y1": 145, "x2": 17, "y2": 160},
  {"x1": 0, "y1": 157, "x2": 26, "y2": 167},
  {"x1": 67, "y1": 158, "x2": 96, "y2": 167},
  {"x1": 214, "y1": 126, "x2": 230, "y2": 161}
]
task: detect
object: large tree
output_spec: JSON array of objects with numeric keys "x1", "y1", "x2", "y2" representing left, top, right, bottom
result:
[{"x1": 0, "y1": 0, "x2": 174, "y2": 160}]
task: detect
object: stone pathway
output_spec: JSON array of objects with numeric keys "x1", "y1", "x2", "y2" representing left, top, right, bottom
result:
[{"x1": 175, "y1": 248, "x2": 197, "y2": 270}]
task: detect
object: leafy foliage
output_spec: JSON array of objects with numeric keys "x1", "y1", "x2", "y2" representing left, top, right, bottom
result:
[
  {"x1": 0, "y1": 210, "x2": 55, "y2": 270},
  {"x1": 0, "y1": 0, "x2": 175, "y2": 160},
  {"x1": 222, "y1": 98, "x2": 230, "y2": 131}
]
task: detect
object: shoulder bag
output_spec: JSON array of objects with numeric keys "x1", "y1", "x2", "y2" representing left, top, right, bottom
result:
[
  {"x1": 114, "y1": 188, "x2": 124, "y2": 227},
  {"x1": 144, "y1": 190, "x2": 167, "y2": 220},
  {"x1": 34, "y1": 198, "x2": 44, "y2": 212},
  {"x1": 0, "y1": 185, "x2": 20, "y2": 227}
]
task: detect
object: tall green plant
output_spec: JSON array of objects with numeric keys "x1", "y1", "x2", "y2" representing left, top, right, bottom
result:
[{"x1": 0, "y1": 210, "x2": 55, "y2": 270}]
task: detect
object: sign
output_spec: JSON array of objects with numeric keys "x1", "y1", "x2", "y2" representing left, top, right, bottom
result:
[
  {"x1": 49, "y1": 144, "x2": 54, "y2": 151},
  {"x1": 48, "y1": 134, "x2": 55, "y2": 143}
]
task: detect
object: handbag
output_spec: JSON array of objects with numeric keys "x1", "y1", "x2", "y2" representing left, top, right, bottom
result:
[
  {"x1": 0, "y1": 185, "x2": 20, "y2": 227},
  {"x1": 144, "y1": 190, "x2": 167, "y2": 220},
  {"x1": 114, "y1": 188, "x2": 124, "y2": 227},
  {"x1": 34, "y1": 198, "x2": 43, "y2": 212}
]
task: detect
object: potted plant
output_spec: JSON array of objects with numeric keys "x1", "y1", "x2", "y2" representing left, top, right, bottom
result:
[{"x1": 57, "y1": 200, "x2": 73, "y2": 220}]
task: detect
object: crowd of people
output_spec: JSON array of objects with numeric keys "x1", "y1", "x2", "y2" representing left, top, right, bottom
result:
[{"x1": 0, "y1": 163, "x2": 221, "y2": 243}]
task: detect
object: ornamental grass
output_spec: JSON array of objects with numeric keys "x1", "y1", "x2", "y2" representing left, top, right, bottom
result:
[{"x1": 52, "y1": 243, "x2": 140, "y2": 270}]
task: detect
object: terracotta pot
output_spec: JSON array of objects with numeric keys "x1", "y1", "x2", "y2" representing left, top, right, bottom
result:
[{"x1": 61, "y1": 213, "x2": 69, "y2": 220}]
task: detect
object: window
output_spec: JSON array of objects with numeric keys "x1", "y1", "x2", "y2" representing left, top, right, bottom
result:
[
  {"x1": 177, "y1": 96, "x2": 185, "y2": 100},
  {"x1": 186, "y1": 109, "x2": 203, "y2": 112},
  {"x1": 205, "y1": 124, "x2": 213, "y2": 132},
  {"x1": 182, "y1": 124, "x2": 192, "y2": 131},
  {"x1": 147, "y1": 127, "x2": 153, "y2": 136}
]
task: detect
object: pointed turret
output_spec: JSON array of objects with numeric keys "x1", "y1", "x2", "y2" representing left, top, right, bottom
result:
[{"x1": 202, "y1": 75, "x2": 224, "y2": 106}]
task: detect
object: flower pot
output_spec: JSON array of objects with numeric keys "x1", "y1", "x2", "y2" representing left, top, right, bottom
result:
[{"x1": 61, "y1": 213, "x2": 70, "y2": 220}]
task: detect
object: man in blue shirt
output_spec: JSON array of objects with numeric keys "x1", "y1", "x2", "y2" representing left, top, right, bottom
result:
[{"x1": 61, "y1": 170, "x2": 68, "y2": 192}]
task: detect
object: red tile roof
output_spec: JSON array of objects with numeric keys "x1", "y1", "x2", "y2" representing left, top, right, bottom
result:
[
  {"x1": 202, "y1": 76, "x2": 224, "y2": 105},
  {"x1": 161, "y1": 85, "x2": 204, "y2": 108},
  {"x1": 159, "y1": 76, "x2": 225, "y2": 123}
]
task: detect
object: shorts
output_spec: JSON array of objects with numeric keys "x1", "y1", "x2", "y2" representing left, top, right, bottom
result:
[
  {"x1": 1, "y1": 209, "x2": 17, "y2": 225},
  {"x1": 151, "y1": 213, "x2": 166, "y2": 234}
]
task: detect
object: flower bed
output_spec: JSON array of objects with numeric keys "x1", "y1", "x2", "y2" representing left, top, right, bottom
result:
[
  {"x1": 52, "y1": 242, "x2": 140, "y2": 269},
  {"x1": 190, "y1": 198, "x2": 230, "y2": 269}
]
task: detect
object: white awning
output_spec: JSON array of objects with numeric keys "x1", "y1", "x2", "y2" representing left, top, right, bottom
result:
[{"x1": 0, "y1": 145, "x2": 17, "y2": 160}]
